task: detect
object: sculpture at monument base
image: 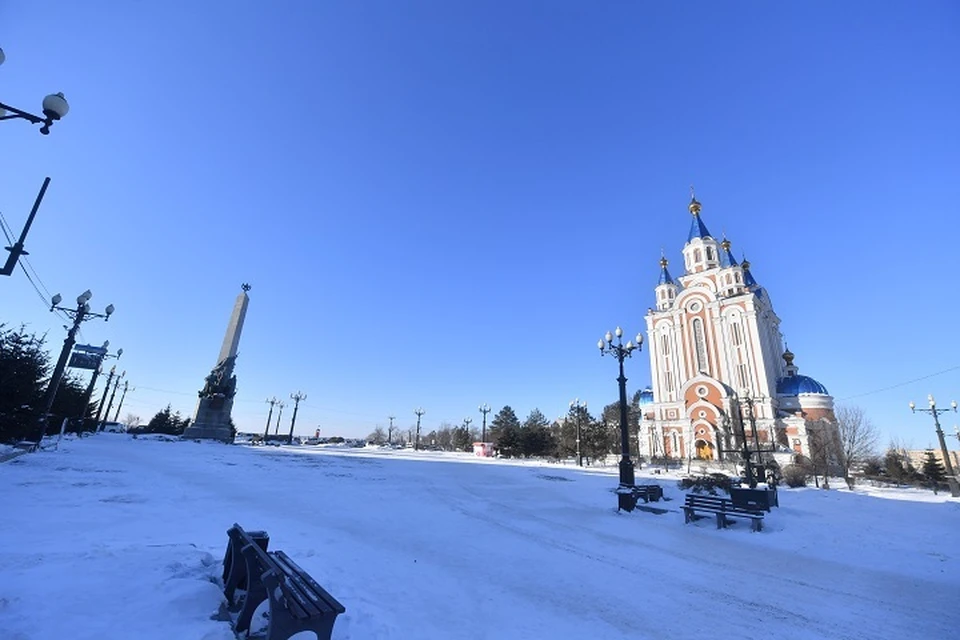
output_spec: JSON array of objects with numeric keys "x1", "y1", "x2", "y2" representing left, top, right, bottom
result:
[{"x1": 182, "y1": 285, "x2": 250, "y2": 443}]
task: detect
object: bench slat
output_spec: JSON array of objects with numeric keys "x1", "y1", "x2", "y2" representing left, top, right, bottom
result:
[{"x1": 272, "y1": 550, "x2": 345, "y2": 614}]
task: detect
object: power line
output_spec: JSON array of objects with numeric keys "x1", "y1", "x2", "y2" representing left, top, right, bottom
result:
[{"x1": 838, "y1": 364, "x2": 960, "y2": 401}]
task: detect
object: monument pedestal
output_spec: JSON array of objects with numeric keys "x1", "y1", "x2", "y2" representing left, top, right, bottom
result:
[{"x1": 183, "y1": 395, "x2": 235, "y2": 443}]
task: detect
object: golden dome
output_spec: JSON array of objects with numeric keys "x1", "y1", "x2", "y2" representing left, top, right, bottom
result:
[
  {"x1": 782, "y1": 347, "x2": 795, "y2": 365},
  {"x1": 659, "y1": 255, "x2": 669, "y2": 268},
  {"x1": 688, "y1": 197, "x2": 702, "y2": 215},
  {"x1": 720, "y1": 238, "x2": 731, "y2": 251},
  {"x1": 741, "y1": 259, "x2": 751, "y2": 270}
]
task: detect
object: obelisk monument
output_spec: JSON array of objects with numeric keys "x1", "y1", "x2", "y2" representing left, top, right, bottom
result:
[{"x1": 182, "y1": 284, "x2": 251, "y2": 442}]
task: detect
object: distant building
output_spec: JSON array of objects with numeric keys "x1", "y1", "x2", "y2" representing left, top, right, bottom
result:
[
  {"x1": 904, "y1": 449, "x2": 960, "y2": 471},
  {"x1": 639, "y1": 193, "x2": 838, "y2": 462}
]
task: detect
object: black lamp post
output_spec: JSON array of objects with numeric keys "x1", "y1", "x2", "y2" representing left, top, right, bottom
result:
[
  {"x1": 909, "y1": 395, "x2": 960, "y2": 498},
  {"x1": 274, "y1": 402, "x2": 286, "y2": 435},
  {"x1": 37, "y1": 291, "x2": 114, "y2": 442},
  {"x1": 414, "y1": 407, "x2": 425, "y2": 451},
  {"x1": 98, "y1": 370, "x2": 125, "y2": 432},
  {"x1": 479, "y1": 403, "x2": 491, "y2": 443},
  {"x1": 112, "y1": 380, "x2": 133, "y2": 423},
  {"x1": 570, "y1": 398, "x2": 587, "y2": 467},
  {"x1": 78, "y1": 341, "x2": 121, "y2": 422},
  {"x1": 598, "y1": 326, "x2": 644, "y2": 512},
  {"x1": 263, "y1": 397, "x2": 278, "y2": 441},
  {"x1": 462, "y1": 417, "x2": 473, "y2": 450},
  {"x1": 287, "y1": 392, "x2": 307, "y2": 445},
  {"x1": 0, "y1": 47, "x2": 69, "y2": 135}
]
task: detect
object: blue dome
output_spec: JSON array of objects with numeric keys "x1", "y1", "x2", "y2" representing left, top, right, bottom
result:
[
  {"x1": 637, "y1": 387, "x2": 655, "y2": 407},
  {"x1": 776, "y1": 374, "x2": 829, "y2": 396}
]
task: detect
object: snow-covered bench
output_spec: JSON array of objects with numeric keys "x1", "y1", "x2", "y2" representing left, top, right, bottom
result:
[
  {"x1": 630, "y1": 484, "x2": 664, "y2": 503},
  {"x1": 682, "y1": 493, "x2": 765, "y2": 532},
  {"x1": 222, "y1": 523, "x2": 270, "y2": 608},
  {"x1": 225, "y1": 522, "x2": 345, "y2": 640}
]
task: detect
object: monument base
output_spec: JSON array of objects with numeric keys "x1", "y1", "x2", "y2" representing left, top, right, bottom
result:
[{"x1": 182, "y1": 423, "x2": 235, "y2": 443}]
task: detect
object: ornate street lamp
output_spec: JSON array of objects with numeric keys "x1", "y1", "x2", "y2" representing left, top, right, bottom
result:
[
  {"x1": 37, "y1": 291, "x2": 114, "y2": 442},
  {"x1": 414, "y1": 407, "x2": 425, "y2": 451},
  {"x1": 569, "y1": 398, "x2": 587, "y2": 467},
  {"x1": 479, "y1": 403, "x2": 491, "y2": 443},
  {"x1": 909, "y1": 395, "x2": 960, "y2": 497},
  {"x1": 0, "y1": 48, "x2": 69, "y2": 135},
  {"x1": 598, "y1": 326, "x2": 644, "y2": 511}
]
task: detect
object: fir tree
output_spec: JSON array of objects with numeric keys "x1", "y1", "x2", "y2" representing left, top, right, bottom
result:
[
  {"x1": 520, "y1": 408, "x2": 553, "y2": 457},
  {"x1": 921, "y1": 449, "x2": 946, "y2": 483},
  {"x1": 490, "y1": 406, "x2": 521, "y2": 457}
]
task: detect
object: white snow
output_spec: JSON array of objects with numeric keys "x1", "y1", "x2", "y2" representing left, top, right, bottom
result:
[{"x1": 2, "y1": 434, "x2": 958, "y2": 639}]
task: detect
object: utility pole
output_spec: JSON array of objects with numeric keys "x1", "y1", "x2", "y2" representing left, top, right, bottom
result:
[
  {"x1": 274, "y1": 401, "x2": 286, "y2": 435},
  {"x1": 112, "y1": 380, "x2": 133, "y2": 423},
  {"x1": 479, "y1": 403, "x2": 491, "y2": 443},
  {"x1": 287, "y1": 391, "x2": 307, "y2": 444},
  {"x1": 263, "y1": 397, "x2": 278, "y2": 442},
  {"x1": 414, "y1": 407, "x2": 425, "y2": 451},
  {"x1": 98, "y1": 370, "x2": 124, "y2": 431},
  {"x1": 388, "y1": 415, "x2": 395, "y2": 445}
]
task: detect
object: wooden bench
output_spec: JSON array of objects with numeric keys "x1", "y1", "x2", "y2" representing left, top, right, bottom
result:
[
  {"x1": 682, "y1": 493, "x2": 765, "y2": 532},
  {"x1": 630, "y1": 484, "x2": 664, "y2": 503},
  {"x1": 225, "y1": 524, "x2": 345, "y2": 640},
  {"x1": 222, "y1": 523, "x2": 269, "y2": 608}
]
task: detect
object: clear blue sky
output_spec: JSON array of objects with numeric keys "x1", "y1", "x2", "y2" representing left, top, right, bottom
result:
[{"x1": 3, "y1": 2, "x2": 959, "y2": 448}]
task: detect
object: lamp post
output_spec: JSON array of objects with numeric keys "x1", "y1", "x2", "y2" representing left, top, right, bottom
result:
[
  {"x1": 479, "y1": 403, "x2": 491, "y2": 443},
  {"x1": 263, "y1": 397, "x2": 278, "y2": 442},
  {"x1": 37, "y1": 291, "x2": 114, "y2": 442},
  {"x1": 0, "y1": 48, "x2": 69, "y2": 135},
  {"x1": 287, "y1": 392, "x2": 307, "y2": 445},
  {"x1": 414, "y1": 407, "x2": 425, "y2": 451},
  {"x1": 909, "y1": 395, "x2": 960, "y2": 497},
  {"x1": 388, "y1": 415, "x2": 396, "y2": 445},
  {"x1": 598, "y1": 326, "x2": 643, "y2": 512},
  {"x1": 78, "y1": 341, "x2": 121, "y2": 422},
  {"x1": 98, "y1": 370, "x2": 125, "y2": 431},
  {"x1": 274, "y1": 401, "x2": 286, "y2": 435},
  {"x1": 93, "y1": 365, "x2": 118, "y2": 427},
  {"x1": 112, "y1": 380, "x2": 133, "y2": 423},
  {"x1": 462, "y1": 417, "x2": 473, "y2": 450},
  {"x1": 570, "y1": 398, "x2": 587, "y2": 467}
]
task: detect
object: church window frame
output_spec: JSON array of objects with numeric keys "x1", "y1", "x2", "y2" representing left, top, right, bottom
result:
[
  {"x1": 692, "y1": 317, "x2": 709, "y2": 374},
  {"x1": 694, "y1": 248, "x2": 702, "y2": 263}
]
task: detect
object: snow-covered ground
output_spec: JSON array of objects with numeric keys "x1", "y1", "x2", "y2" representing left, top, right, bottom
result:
[{"x1": 2, "y1": 434, "x2": 958, "y2": 640}]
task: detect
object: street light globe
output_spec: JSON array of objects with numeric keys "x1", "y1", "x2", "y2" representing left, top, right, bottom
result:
[
  {"x1": 625, "y1": 341, "x2": 634, "y2": 350},
  {"x1": 615, "y1": 326, "x2": 623, "y2": 338},
  {"x1": 105, "y1": 304, "x2": 115, "y2": 316},
  {"x1": 0, "y1": 47, "x2": 5, "y2": 66},
  {"x1": 952, "y1": 400, "x2": 958, "y2": 410},
  {"x1": 117, "y1": 348, "x2": 123, "y2": 357},
  {"x1": 597, "y1": 338, "x2": 604, "y2": 350},
  {"x1": 78, "y1": 290, "x2": 92, "y2": 304},
  {"x1": 42, "y1": 92, "x2": 69, "y2": 120},
  {"x1": 51, "y1": 293, "x2": 62, "y2": 306},
  {"x1": 909, "y1": 401, "x2": 916, "y2": 411},
  {"x1": 635, "y1": 333, "x2": 644, "y2": 346},
  {"x1": 605, "y1": 331, "x2": 613, "y2": 343}
]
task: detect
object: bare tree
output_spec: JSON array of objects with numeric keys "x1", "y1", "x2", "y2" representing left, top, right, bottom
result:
[
  {"x1": 834, "y1": 405, "x2": 879, "y2": 489},
  {"x1": 123, "y1": 413, "x2": 141, "y2": 429},
  {"x1": 367, "y1": 426, "x2": 386, "y2": 445},
  {"x1": 805, "y1": 419, "x2": 841, "y2": 489}
]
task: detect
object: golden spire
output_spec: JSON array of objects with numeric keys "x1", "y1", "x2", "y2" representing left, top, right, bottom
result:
[
  {"x1": 688, "y1": 185, "x2": 702, "y2": 215},
  {"x1": 721, "y1": 237, "x2": 731, "y2": 251}
]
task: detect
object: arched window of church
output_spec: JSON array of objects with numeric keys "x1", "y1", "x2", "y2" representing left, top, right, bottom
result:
[
  {"x1": 694, "y1": 248, "x2": 702, "y2": 263},
  {"x1": 661, "y1": 335, "x2": 670, "y2": 355},
  {"x1": 706, "y1": 246, "x2": 715, "y2": 261},
  {"x1": 731, "y1": 322, "x2": 743, "y2": 346},
  {"x1": 692, "y1": 318, "x2": 709, "y2": 373},
  {"x1": 735, "y1": 272, "x2": 742, "y2": 283}
]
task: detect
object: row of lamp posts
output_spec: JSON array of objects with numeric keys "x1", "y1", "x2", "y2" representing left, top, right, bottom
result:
[{"x1": 263, "y1": 393, "x2": 307, "y2": 444}]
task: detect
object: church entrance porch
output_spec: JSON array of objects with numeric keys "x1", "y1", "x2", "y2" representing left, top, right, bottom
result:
[{"x1": 695, "y1": 440, "x2": 714, "y2": 460}]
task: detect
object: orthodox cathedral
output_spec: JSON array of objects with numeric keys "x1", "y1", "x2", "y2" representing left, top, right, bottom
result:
[{"x1": 636, "y1": 193, "x2": 836, "y2": 462}]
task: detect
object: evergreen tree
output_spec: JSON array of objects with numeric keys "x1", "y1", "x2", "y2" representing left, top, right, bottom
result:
[
  {"x1": 490, "y1": 406, "x2": 521, "y2": 457},
  {"x1": 520, "y1": 408, "x2": 553, "y2": 457},
  {"x1": 921, "y1": 449, "x2": 946, "y2": 482},
  {"x1": 0, "y1": 325, "x2": 48, "y2": 442},
  {"x1": 145, "y1": 405, "x2": 190, "y2": 436}
]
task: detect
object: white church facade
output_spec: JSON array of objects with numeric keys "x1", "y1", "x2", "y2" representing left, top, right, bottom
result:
[{"x1": 637, "y1": 194, "x2": 836, "y2": 463}]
